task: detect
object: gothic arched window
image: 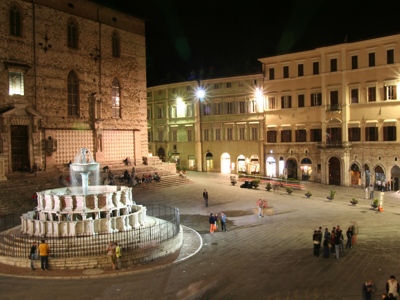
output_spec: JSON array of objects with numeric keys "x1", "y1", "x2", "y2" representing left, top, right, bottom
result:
[{"x1": 112, "y1": 78, "x2": 121, "y2": 118}]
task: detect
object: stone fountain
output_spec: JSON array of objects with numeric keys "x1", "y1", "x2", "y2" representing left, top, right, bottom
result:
[{"x1": 21, "y1": 148, "x2": 147, "y2": 237}]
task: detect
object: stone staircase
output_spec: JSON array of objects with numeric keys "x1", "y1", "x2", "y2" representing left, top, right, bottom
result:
[{"x1": 0, "y1": 168, "x2": 193, "y2": 216}]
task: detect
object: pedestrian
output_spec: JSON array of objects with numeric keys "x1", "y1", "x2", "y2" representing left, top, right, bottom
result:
[
  {"x1": 337, "y1": 225, "x2": 344, "y2": 252},
  {"x1": 382, "y1": 180, "x2": 386, "y2": 192},
  {"x1": 381, "y1": 293, "x2": 390, "y2": 300},
  {"x1": 215, "y1": 213, "x2": 221, "y2": 231},
  {"x1": 386, "y1": 275, "x2": 399, "y2": 299},
  {"x1": 369, "y1": 183, "x2": 374, "y2": 199},
  {"x1": 364, "y1": 279, "x2": 375, "y2": 300},
  {"x1": 29, "y1": 242, "x2": 37, "y2": 270},
  {"x1": 106, "y1": 241, "x2": 116, "y2": 270},
  {"x1": 345, "y1": 227, "x2": 352, "y2": 249},
  {"x1": 334, "y1": 228, "x2": 341, "y2": 259},
  {"x1": 209, "y1": 213, "x2": 215, "y2": 233},
  {"x1": 312, "y1": 230, "x2": 321, "y2": 257},
  {"x1": 203, "y1": 189, "x2": 209, "y2": 207},
  {"x1": 257, "y1": 198, "x2": 263, "y2": 218},
  {"x1": 38, "y1": 239, "x2": 50, "y2": 270},
  {"x1": 221, "y1": 212, "x2": 227, "y2": 232},
  {"x1": 115, "y1": 242, "x2": 122, "y2": 270}
]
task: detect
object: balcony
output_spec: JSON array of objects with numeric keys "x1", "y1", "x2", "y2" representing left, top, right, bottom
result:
[
  {"x1": 317, "y1": 141, "x2": 352, "y2": 149},
  {"x1": 326, "y1": 104, "x2": 341, "y2": 112}
]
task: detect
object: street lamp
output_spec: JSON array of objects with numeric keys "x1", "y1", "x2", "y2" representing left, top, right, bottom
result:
[{"x1": 195, "y1": 85, "x2": 206, "y2": 172}]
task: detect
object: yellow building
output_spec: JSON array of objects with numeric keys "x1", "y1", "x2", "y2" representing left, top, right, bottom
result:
[
  {"x1": 259, "y1": 34, "x2": 400, "y2": 188},
  {"x1": 149, "y1": 34, "x2": 400, "y2": 189},
  {"x1": 147, "y1": 74, "x2": 265, "y2": 174}
]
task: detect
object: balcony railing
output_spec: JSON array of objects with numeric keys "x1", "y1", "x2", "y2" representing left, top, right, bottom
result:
[
  {"x1": 317, "y1": 141, "x2": 352, "y2": 149},
  {"x1": 326, "y1": 104, "x2": 341, "y2": 111}
]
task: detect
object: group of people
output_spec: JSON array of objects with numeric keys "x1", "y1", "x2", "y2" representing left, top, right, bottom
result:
[
  {"x1": 312, "y1": 221, "x2": 359, "y2": 259},
  {"x1": 256, "y1": 198, "x2": 269, "y2": 218},
  {"x1": 363, "y1": 275, "x2": 399, "y2": 300},
  {"x1": 209, "y1": 212, "x2": 227, "y2": 233},
  {"x1": 29, "y1": 240, "x2": 50, "y2": 271},
  {"x1": 105, "y1": 241, "x2": 122, "y2": 270}
]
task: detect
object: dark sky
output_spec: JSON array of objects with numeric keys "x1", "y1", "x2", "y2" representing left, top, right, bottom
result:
[{"x1": 93, "y1": 0, "x2": 400, "y2": 87}]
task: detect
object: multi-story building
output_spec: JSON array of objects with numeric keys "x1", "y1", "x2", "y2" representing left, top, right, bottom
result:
[
  {"x1": 259, "y1": 33, "x2": 400, "y2": 189},
  {"x1": 0, "y1": 0, "x2": 148, "y2": 180},
  {"x1": 147, "y1": 74, "x2": 265, "y2": 174},
  {"x1": 148, "y1": 34, "x2": 400, "y2": 189}
]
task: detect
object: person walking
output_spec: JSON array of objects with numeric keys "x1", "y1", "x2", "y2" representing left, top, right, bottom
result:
[
  {"x1": 115, "y1": 242, "x2": 122, "y2": 270},
  {"x1": 221, "y1": 212, "x2": 227, "y2": 232},
  {"x1": 364, "y1": 279, "x2": 375, "y2": 300},
  {"x1": 203, "y1": 189, "x2": 209, "y2": 207},
  {"x1": 369, "y1": 183, "x2": 374, "y2": 199},
  {"x1": 257, "y1": 199, "x2": 263, "y2": 218},
  {"x1": 386, "y1": 275, "x2": 399, "y2": 299},
  {"x1": 106, "y1": 241, "x2": 116, "y2": 270},
  {"x1": 345, "y1": 227, "x2": 353, "y2": 250},
  {"x1": 29, "y1": 242, "x2": 37, "y2": 270},
  {"x1": 312, "y1": 230, "x2": 321, "y2": 257},
  {"x1": 215, "y1": 213, "x2": 221, "y2": 231},
  {"x1": 334, "y1": 228, "x2": 341, "y2": 259},
  {"x1": 38, "y1": 239, "x2": 50, "y2": 270},
  {"x1": 209, "y1": 213, "x2": 215, "y2": 233}
]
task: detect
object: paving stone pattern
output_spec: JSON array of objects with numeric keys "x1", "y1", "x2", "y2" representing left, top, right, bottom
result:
[{"x1": 1, "y1": 171, "x2": 400, "y2": 300}]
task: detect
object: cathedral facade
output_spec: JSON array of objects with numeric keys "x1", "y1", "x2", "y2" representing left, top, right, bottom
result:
[{"x1": 0, "y1": 0, "x2": 147, "y2": 179}]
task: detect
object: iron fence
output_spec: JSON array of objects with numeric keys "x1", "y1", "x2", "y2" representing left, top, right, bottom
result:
[{"x1": 0, "y1": 204, "x2": 180, "y2": 258}]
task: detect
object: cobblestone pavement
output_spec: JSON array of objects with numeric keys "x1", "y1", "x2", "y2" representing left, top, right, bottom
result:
[{"x1": 2, "y1": 171, "x2": 400, "y2": 300}]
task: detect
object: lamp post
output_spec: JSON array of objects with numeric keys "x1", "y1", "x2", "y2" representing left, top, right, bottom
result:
[{"x1": 195, "y1": 85, "x2": 205, "y2": 172}]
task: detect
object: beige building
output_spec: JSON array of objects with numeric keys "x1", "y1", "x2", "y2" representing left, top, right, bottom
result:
[
  {"x1": 260, "y1": 33, "x2": 400, "y2": 188},
  {"x1": 0, "y1": 0, "x2": 148, "y2": 179},
  {"x1": 148, "y1": 34, "x2": 400, "y2": 189},
  {"x1": 147, "y1": 74, "x2": 265, "y2": 175}
]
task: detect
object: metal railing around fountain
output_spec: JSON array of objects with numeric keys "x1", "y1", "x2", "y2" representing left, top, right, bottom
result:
[{"x1": 0, "y1": 204, "x2": 180, "y2": 258}]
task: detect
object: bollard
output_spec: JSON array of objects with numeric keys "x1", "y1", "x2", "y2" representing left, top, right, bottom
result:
[{"x1": 379, "y1": 192, "x2": 384, "y2": 212}]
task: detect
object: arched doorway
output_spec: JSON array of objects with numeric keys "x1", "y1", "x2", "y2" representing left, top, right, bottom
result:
[
  {"x1": 205, "y1": 152, "x2": 214, "y2": 172},
  {"x1": 391, "y1": 166, "x2": 400, "y2": 191},
  {"x1": 266, "y1": 156, "x2": 276, "y2": 177},
  {"x1": 328, "y1": 157, "x2": 341, "y2": 185},
  {"x1": 157, "y1": 147, "x2": 166, "y2": 162},
  {"x1": 300, "y1": 158, "x2": 312, "y2": 181},
  {"x1": 374, "y1": 165, "x2": 385, "y2": 190},
  {"x1": 279, "y1": 157, "x2": 284, "y2": 176},
  {"x1": 286, "y1": 159, "x2": 297, "y2": 179},
  {"x1": 350, "y1": 163, "x2": 361, "y2": 186},
  {"x1": 221, "y1": 153, "x2": 231, "y2": 174},
  {"x1": 250, "y1": 155, "x2": 260, "y2": 174},
  {"x1": 237, "y1": 155, "x2": 246, "y2": 174},
  {"x1": 364, "y1": 164, "x2": 370, "y2": 187}
]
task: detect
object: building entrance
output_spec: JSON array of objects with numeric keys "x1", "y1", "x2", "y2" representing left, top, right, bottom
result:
[{"x1": 11, "y1": 125, "x2": 29, "y2": 172}]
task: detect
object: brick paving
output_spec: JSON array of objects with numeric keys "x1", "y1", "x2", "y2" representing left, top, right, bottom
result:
[{"x1": 1, "y1": 171, "x2": 400, "y2": 299}]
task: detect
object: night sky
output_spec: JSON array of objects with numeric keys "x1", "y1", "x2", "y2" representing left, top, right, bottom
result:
[{"x1": 93, "y1": 0, "x2": 400, "y2": 87}]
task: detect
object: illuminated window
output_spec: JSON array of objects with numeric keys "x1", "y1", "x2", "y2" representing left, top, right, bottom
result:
[
  {"x1": 281, "y1": 96, "x2": 292, "y2": 109},
  {"x1": 8, "y1": 71, "x2": 24, "y2": 95},
  {"x1": 111, "y1": 78, "x2": 121, "y2": 118},
  {"x1": 384, "y1": 85, "x2": 397, "y2": 100},
  {"x1": 311, "y1": 93, "x2": 322, "y2": 106}
]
